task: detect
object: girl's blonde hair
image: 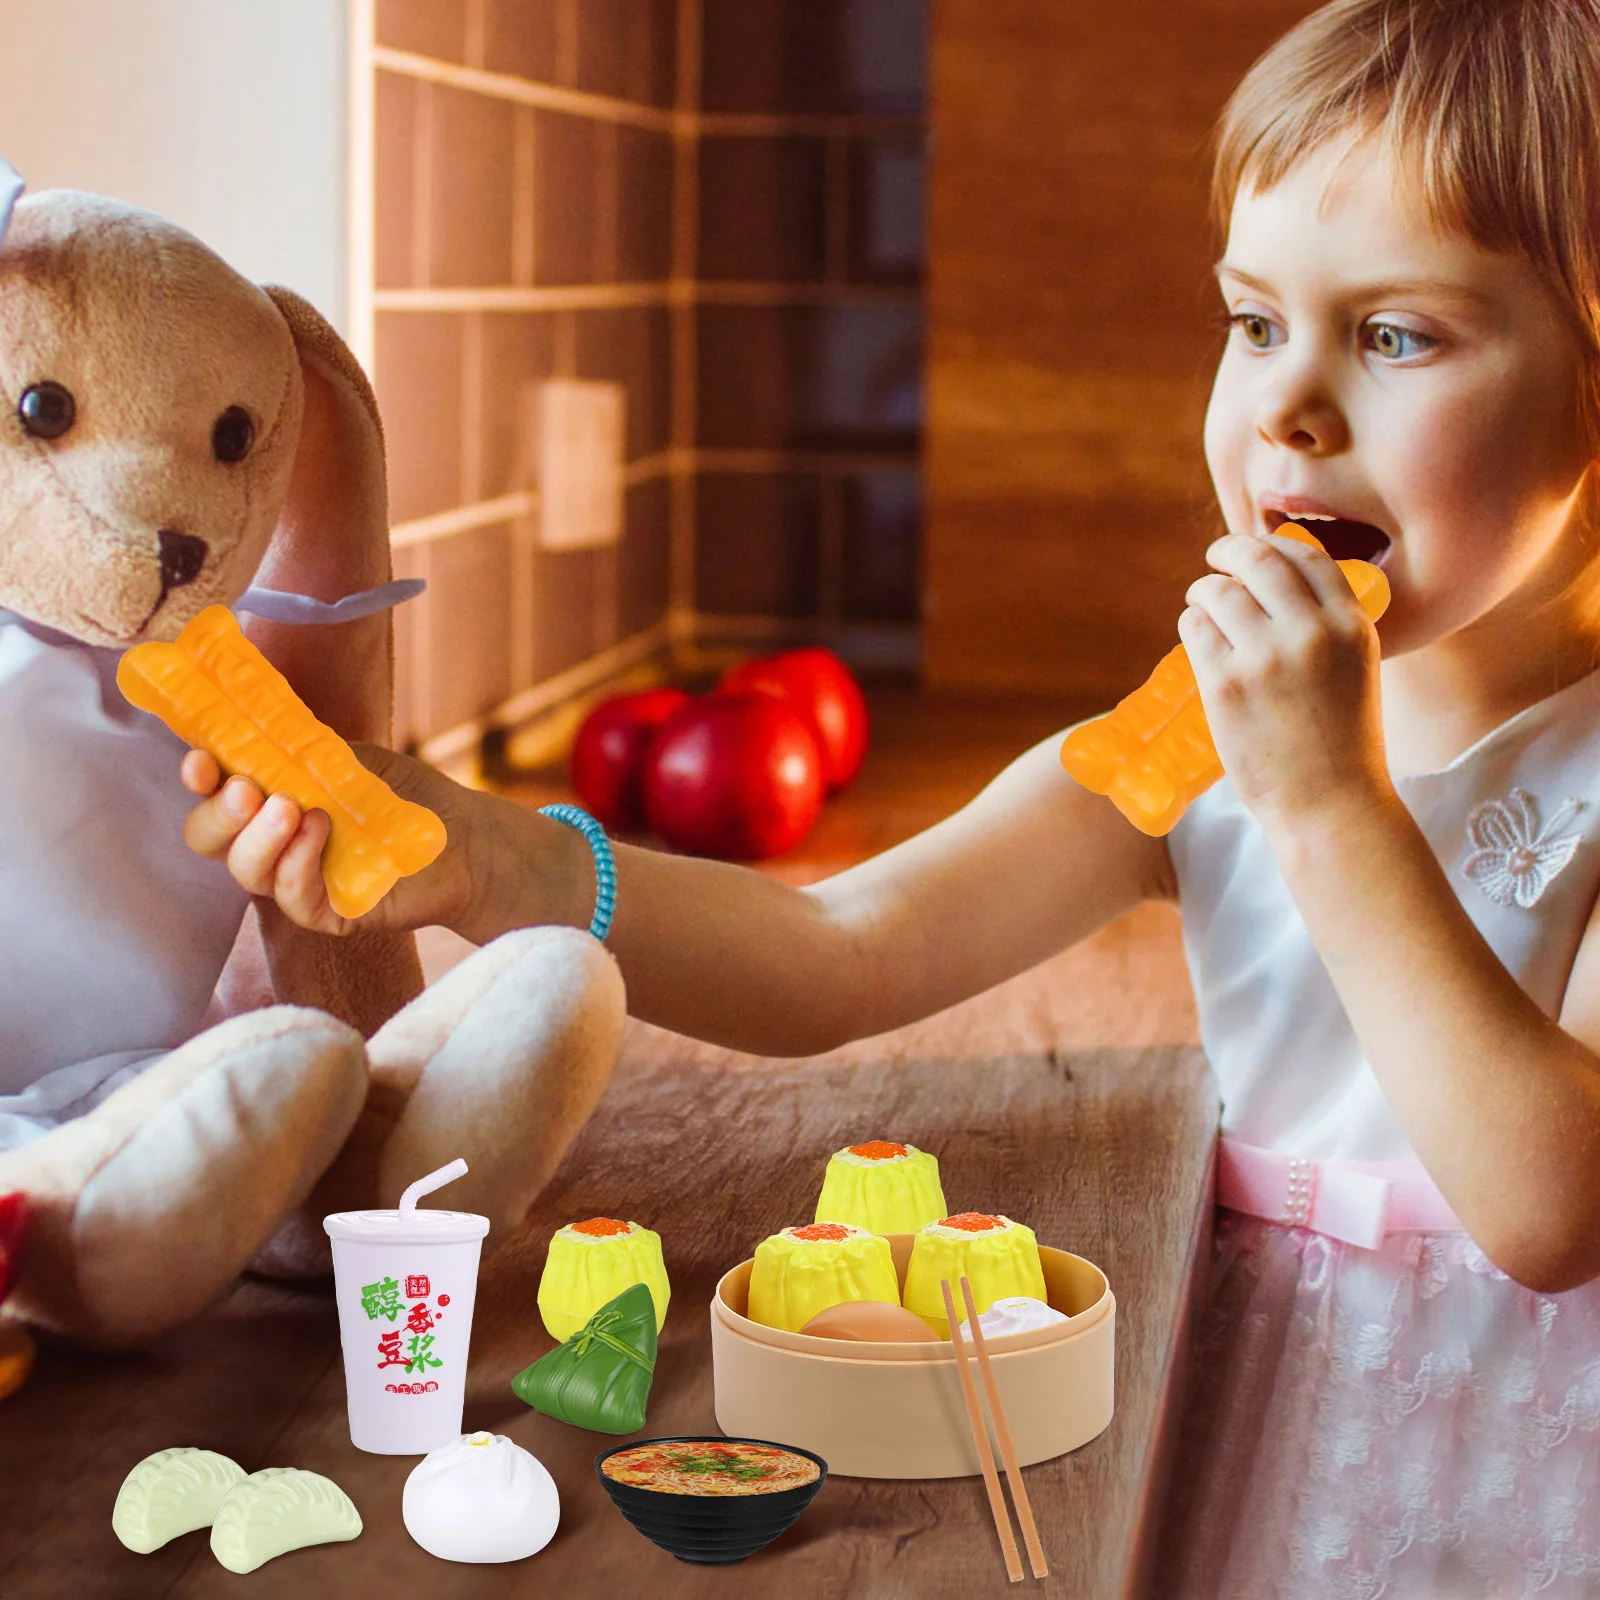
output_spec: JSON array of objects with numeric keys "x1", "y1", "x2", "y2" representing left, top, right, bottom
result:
[{"x1": 1210, "y1": 0, "x2": 1600, "y2": 452}]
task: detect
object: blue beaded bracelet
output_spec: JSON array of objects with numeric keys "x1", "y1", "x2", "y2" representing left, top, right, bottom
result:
[{"x1": 538, "y1": 803, "x2": 617, "y2": 943}]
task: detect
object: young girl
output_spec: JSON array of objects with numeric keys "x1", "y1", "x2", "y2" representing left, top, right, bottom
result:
[{"x1": 180, "y1": 0, "x2": 1600, "y2": 1591}]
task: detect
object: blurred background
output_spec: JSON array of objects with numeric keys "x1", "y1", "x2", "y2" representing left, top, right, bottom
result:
[
  {"x1": 0, "y1": 0, "x2": 1300, "y2": 1019},
  {"x1": 0, "y1": 0, "x2": 1285, "y2": 758}
]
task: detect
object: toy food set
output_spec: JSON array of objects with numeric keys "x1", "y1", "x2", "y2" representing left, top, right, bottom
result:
[
  {"x1": 1059, "y1": 524, "x2": 1391, "y2": 835},
  {"x1": 117, "y1": 603, "x2": 446, "y2": 918},
  {"x1": 113, "y1": 1449, "x2": 249, "y2": 1553},
  {"x1": 323, "y1": 1158, "x2": 488, "y2": 1455},
  {"x1": 814, "y1": 1139, "x2": 947, "y2": 1233},
  {"x1": 800, "y1": 1299, "x2": 941, "y2": 1343},
  {"x1": 595, "y1": 1436, "x2": 829, "y2": 1566},
  {"x1": 711, "y1": 1137, "x2": 1114, "y2": 1479},
  {"x1": 960, "y1": 1295, "x2": 1069, "y2": 1338},
  {"x1": 402, "y1": 1431, "x2": 560, "y2": 1563},
  {"x1": 209, "y1": 1468, "x2": 363, "y2": 1574},
  {"x1": 746, "y1": 1221, "x2": 900, "y2": 1334},
  {"x1": 944, "y1": 1274, "x2": 1049, "y2": 1581},
  {"x1": 113, "y1": 1451, "x2": 361, "y2": 1572},
  {"x1": 513, "y1": 1281, "x2": 658, "y2": 1434},
  {"x1": 902, "y1": 1213, "x2": 1049, "y2": 1338},
  {"x1": 536, "y1": 1215, "x2": 670, "y2": 1342}
]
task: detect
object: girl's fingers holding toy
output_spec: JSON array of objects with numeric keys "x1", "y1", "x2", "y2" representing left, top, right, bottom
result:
[
  {"x1": 180, "y1": 748, "x2": 222, "y2": 797},
  {"x1": 1204, "y1": 532, "x2": 1324, "y2": 621},
  {"x1": 1178, "y1": 601, "x2": 1228, "y2": 658},
  {"x1": 1185, "y1": 571, "x2": 1266, "y2": 646},
  {"x1": 1259, "y1": 531, "x2": 1369, "y2": 616}
]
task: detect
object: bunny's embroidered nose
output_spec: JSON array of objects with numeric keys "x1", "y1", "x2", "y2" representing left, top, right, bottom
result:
[{"x1": 158, "y1": 529, "x2": 208, "y2": 590}]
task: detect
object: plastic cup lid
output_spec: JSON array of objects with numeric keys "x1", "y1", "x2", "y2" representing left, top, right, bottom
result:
[{"x1": 323, "y1": 1208, "x2": 490, "y2": 1246}]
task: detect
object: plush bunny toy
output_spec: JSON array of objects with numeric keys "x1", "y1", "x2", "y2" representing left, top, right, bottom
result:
[{"x1": 0, "y1": 162, "x2": 625, "y2": 1350}]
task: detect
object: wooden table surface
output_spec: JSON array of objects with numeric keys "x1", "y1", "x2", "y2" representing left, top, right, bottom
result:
[{"x1": 0, "y1": 1025, "x2": 1217, "y2": 1600}]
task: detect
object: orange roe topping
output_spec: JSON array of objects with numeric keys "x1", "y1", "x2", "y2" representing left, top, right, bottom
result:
[
  {"x1": 572, "y1": 1217, "x2": 633, "y2": 1237},
  {"x1": 847, "y1": 1140, "x2": 909, "y2": 1161},
  {"x1": 940, "y1": 1212, "x2": 1006, "y2": 1233},
  {"x1": 789, "y1": 1223, "x2": 855, "y2": 1242}
]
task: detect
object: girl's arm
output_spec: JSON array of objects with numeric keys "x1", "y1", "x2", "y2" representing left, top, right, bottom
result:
[
  {"x1": 582, "y1": 728, "x2": 1177, "y2": 1053},
  {"x1": 182, "y1": 729, "x2": 1175, "y2": 1058},
  {"x1": 1267, "y1": 795, "x2": 1600, "y2": 1296},
  {"x1": 1184, "y1": 529, "x2": 1600, "y2": 1294}
]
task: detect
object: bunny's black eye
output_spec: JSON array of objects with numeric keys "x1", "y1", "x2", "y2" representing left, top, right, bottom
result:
[
  {"x1": 212, "y1": 406, "x2": 254, "y2": 463},
  {"x1": 18, "y1": 381, "x2": 75, "y2": 441}
]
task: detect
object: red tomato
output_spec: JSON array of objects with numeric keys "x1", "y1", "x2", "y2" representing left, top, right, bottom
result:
[
  {"x1": 642, "y1": 692, "x2": 825, "y2": 859},
  {"x1": 717, "y1": 647, "x2": 869, "y2": 792},
  {"x1": 0, "y1": 1192, "x2": 29, "y2": 1305},
  {"x1": 570, "y1": 688, "x2": 691, "y2": 831}
]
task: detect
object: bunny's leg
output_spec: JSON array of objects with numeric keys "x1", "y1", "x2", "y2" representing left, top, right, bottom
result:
[
  {"x1": 0, "y1": 1008, "x2": 366, "y2": 1347},
  {"x1": 248, "y1": 928, "x2": 625, "y2": 1277}
]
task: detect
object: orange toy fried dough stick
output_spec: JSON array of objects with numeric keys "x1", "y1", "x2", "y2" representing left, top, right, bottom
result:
[
  {"x1": 1060, "y1": 527, "x2": 1391, "y2": 836},
  {"x1": 117, "y1": 605, "x2": 446, "y2": 917}
]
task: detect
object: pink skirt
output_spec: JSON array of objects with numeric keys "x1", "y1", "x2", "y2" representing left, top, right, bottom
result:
[{"x1": 1150, "y1": 1209, "x2": 1600, "y2": 1599}]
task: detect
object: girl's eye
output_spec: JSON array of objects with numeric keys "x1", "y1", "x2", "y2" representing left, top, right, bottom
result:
[
  {"x1": 1366, "y1": 322, "x2": 1435, "y2": 359},
  {"x1": 1217, "y1": 311, "x2": 1279, "y2": 348}
]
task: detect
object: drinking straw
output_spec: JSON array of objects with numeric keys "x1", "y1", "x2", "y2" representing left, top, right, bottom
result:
[
  {"x1": 942, "y1": 1277, "x2": 1023, "y2": 1583},
  {"x1": 398, "y1": 1157, "x2": 469, "y2": 1214}
]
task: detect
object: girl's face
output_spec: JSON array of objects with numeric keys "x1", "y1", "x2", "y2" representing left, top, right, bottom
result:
[{"x1": 1204, "y1": 131, "x2": 1596, "y2": 657}]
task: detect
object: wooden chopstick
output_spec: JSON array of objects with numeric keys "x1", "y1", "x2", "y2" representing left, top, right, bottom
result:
[
  {"x1": 961, "y1": 1274, "x2": 1049, "y2": 1579},
  {"x1": 942, "y1": 1277, "x2": 1024, "y2": 1583}
]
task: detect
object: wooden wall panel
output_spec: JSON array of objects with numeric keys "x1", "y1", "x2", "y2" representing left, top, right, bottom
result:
[{"x1": 923, "y1": 0, "x2": 1316, "y2": 700}]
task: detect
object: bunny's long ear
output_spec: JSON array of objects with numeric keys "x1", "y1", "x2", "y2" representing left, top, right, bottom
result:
[
  {"x1": 214, "y1": 286, "x2": 425, "y2": 1040},
  {"x1": 248, "y1": 285, "x2": 395, "y2": 743}
]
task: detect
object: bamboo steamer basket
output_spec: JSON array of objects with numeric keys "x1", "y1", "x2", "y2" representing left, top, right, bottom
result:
[{"x1": 710, "y1": 1232, "x2": 1114, "y2": 1479}]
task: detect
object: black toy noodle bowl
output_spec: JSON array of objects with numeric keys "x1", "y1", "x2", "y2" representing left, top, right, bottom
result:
[{"x1": 594, "y1": 1435, "x2": 828, "y2": 1565}]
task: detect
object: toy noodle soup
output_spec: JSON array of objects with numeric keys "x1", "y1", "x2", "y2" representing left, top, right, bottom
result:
[{"x1": 601, "y1": 1441, "x2": 821, "y2": 1497}]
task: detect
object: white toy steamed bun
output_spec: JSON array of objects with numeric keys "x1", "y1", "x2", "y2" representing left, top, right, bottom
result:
[
  {"x1": 960, "y1": 1295, "x2": 1069, "y2": 1339},
  {"x1": 403, "y1": 1431, "x2": 560, "y2": 1563}
]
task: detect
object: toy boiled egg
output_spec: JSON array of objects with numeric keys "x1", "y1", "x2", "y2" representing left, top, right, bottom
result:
[{"x1": 800, "y1": 1299, "x2": 941, "y2": 1343}]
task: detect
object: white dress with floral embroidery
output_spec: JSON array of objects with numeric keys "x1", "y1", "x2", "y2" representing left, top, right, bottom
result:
[{"x1": 1152, "y1": 669, "x2": 1600, "y2": 1600}]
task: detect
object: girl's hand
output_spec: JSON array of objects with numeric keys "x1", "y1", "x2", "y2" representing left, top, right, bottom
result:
[
  {"x1": 179, "y1": 743, "x2": 480, "y2": 937},
  {"x1": 1177, "y1": 530, "x2": 1393, "y2": 835}
]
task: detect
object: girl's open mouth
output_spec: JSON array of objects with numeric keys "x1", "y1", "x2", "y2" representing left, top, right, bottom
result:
[
  {"x1": 1264, "y1": 509, "x2": 1391, "y2": 565},
  {"x1": 1260, "y1": 512, "x2": 1388, "y2": 569}
]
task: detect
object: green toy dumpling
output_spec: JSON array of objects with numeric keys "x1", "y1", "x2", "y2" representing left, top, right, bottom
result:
[
  {"x1": 209, "y1": 1467, "x2": 362, "y2": 1574},
  {"x1": 112, "y1": 1448, "x2": 247, "y2": 1553},
  {"x1": 512, "y1": 1281, "x2": 657, "y2": 1434}
]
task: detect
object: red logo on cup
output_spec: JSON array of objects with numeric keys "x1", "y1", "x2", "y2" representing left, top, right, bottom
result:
[{"x1": 405, "y1": 1274, "x2": 430, "y2": 1298}]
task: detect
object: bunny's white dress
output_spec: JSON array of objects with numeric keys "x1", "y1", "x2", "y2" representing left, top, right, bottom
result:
[
  {"x1": 1151, "y1": 669, "x2": 1600, "y2": 1599},
  {"x1": 0, "y1": 583, "x2": 419, "y2": 1152}
]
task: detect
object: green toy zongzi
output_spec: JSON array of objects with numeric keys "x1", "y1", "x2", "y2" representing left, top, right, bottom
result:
[{"x1": 512, "y1": 1281, "x2": 657, "y2": 1434}]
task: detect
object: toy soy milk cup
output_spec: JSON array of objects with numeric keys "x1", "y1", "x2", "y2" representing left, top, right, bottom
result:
[{"x1": 324, "y1": 1159, "x2": 490, "y2": 1455}]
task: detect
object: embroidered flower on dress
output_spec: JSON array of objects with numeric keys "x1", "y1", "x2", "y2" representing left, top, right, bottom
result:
[{"x1": 1460, "y1": 788, "x2": 1583, "y2": 908}]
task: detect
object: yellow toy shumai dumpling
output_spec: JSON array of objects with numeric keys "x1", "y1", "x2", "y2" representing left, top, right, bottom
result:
[
  {"x1": 901, "y1": 1213, "x2": 1048, "y2": 1338},
  {"x1": 814, "y1": 1140, "x2": 947, "y2": 1235},
  {"x1": 747, "y1": 1222, "x2": 901, "y2": 1334},
  {"x1": 538, "y1": 1218, "x2": 671, "y2": 1343}
]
